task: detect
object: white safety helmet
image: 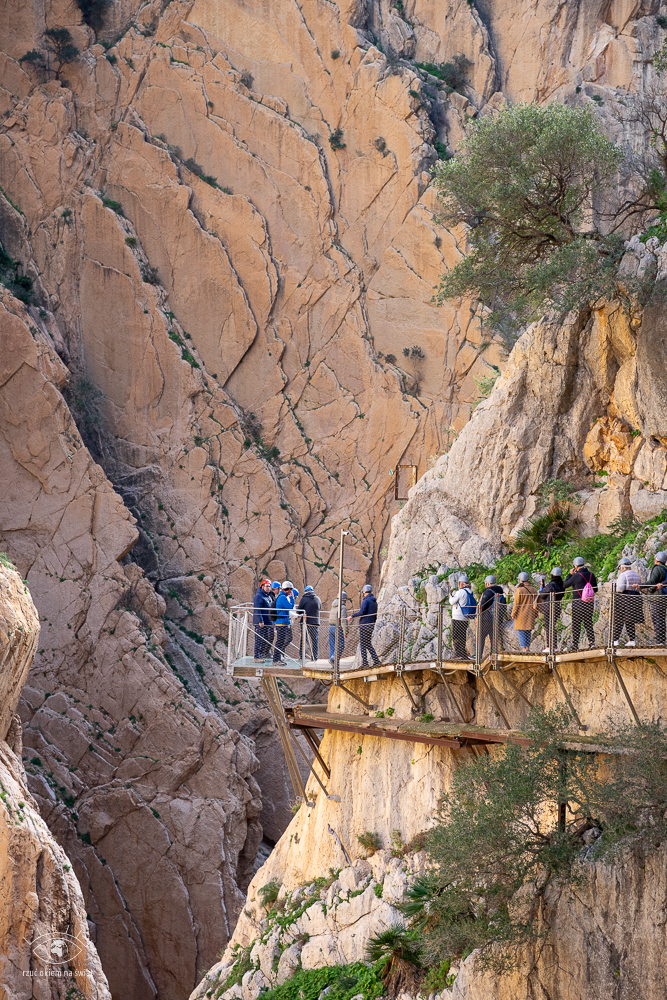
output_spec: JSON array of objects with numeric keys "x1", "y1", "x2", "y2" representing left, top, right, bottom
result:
[
  {"x1": 281, "y1": 580, "x2": 294, "y2": 589},
  {"x1": 485, "y1": 575, "x2": 496, "y2": 585},
  {"x1": 518, "y1": 572, "x2": 530, "y2": 583},
  {"x1": 459, "y1": 574, "x2": 469, "y2": 584}
]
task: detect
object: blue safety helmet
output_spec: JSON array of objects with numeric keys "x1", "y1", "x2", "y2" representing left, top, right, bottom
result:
[
  {"x1": 271, "y1": 581, "x2": 281, "y2": 589},
  {"x1": 304, "y1": 585, "x2": 314, "y2": 592}
]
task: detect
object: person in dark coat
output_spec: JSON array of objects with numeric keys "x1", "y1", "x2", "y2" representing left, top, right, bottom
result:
[
  {"x1": 613, "y1": 558, "x2": 644, "y2": 647},
  {"x1": 563, "y1": 557, "x2": 598, "y2": 650},
  {"x1": 478, "y1": 575, "x2": 505, "y2": 657},
  {"x1": 350, "y1": 584, "x2": 381, "y2": 668},
  {"x1": 536, "y1": 567, "x2": 565, "y2": 653},
  {"x1": 647, "y1": 551, "x2": 667, "y2": 646},
  {"x1": 298, "y1": 585, "x2": 322, "y2": 661},
  {"x1": 252, "y1": 579, "x2": 273, "y2": 660}
]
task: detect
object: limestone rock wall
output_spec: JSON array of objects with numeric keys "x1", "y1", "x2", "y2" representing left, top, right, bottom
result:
[
  {"x1": 194, "y1": 648, "x2": 667, "y2": 998},
  {"x1": 0, "y1": 0, "x2": 506, "y2": 627},
  {"x1": 0, "y1": 290, "x2": 268, "y2": 1000},
  {"x1": 0, "y1": 557, "x2": 40, "y2": 741},
  {"x1": 380, "y1": 278, "x2": 667, "y2": 598},
  {"x1": 0, "y1": 558, "x2": 110, "y2": 998}
]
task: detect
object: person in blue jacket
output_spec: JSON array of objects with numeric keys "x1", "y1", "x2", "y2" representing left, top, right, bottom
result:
[
  {"x1": 349, "y1": 584, "x2": 381, "y2": 668},
  {"x1": 273, "y1": 581, "x2": 296, "y2": 662},
  {"x1": 252, "y1": 579, "x2": 273, "y2": 661}
]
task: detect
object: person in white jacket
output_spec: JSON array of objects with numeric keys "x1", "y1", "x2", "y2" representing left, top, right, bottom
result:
[{"x1": 449, "y1": 574, "x2": 474, "y2": 658}]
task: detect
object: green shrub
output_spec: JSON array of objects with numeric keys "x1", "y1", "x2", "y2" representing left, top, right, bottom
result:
[
  {"x1": 512, "y1": 503, "x2": 582, "y2": 555},
  {"x1": 75, "y1": 0, "x2": 111, "y2": 31},
  {"x1": 102, "y1": 196, "x2": 124, "y2": 216},
  {"x1": 329, "y1": 128, "x2": 346, "y2": 150},
  {"x1": 0, "y1": 242, "x2": 33, "y2": 304},
  {"x1": 432, "y1": 102, "x2": 627, "y2": 338},
  {"x1": 258, "y1": 961, "x2": 384, "y2": 1000},
  {"x1": 257, "y1": 878, "x2": 281, "y2": 909},
  {"x1": 365, "y1": 927, "x2": 421, "y2": 995},
  {"x1": 411, "y1": 706, "x2": 667, "y2": 973},
  {"x1": 357, "y1": 831, "x2": 382, "y2": 855}
]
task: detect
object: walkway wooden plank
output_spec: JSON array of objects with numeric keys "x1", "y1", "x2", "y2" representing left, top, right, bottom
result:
[{"x1": 285, "y1": 706, "x2": 634, "y2": 755}]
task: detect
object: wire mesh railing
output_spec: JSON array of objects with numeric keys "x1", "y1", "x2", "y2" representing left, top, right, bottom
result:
[{"x1": 227, "y1": 588, "x2": 667, "y2": 675}]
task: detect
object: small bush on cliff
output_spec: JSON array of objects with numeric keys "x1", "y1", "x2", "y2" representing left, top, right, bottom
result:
[
  {"x1": 257, "y1": 878, "x2": 281, "y2": 909},
  {"x1": 0, "y1": 242, "x2": 33, "y2": 304},
  {"x1": 256, "y1": 961, "x2": 385, "y2": 1000},
  {"x1": 357, "y1": 830, "x2": 382, "y2": 855},
  {"x1": 432, "y1": 102, "x2": 626, "y2": 337},
  {"x1": 512, "y1": 502, "x2": 582, "y2": 555},
  {"x1": 406, "y1": 706, "x2": 667, "y2": 973},
  {"x1": 75, "y1": 0, "x2": 112, "y2": 32}
]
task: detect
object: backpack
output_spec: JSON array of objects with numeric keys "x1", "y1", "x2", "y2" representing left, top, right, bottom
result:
[
  {"x1": 581, "y1": 571, "x2": 595, "y2": 603},
  {"x1": 461, "y1": 588, "x2": 477, "y2": 618}
]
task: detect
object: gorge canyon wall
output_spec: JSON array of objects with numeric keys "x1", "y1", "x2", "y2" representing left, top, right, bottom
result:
[{"x1": 3, "y1": 1, "x2": 667, "y2": 999}]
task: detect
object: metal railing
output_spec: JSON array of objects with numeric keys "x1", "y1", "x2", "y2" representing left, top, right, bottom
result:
[{"x1": 226, "y1": 588, "x2": 667, "y2": 676}]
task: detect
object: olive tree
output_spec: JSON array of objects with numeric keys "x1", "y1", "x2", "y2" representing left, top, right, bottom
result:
[{"x1": 432, "y1": 102, "x2": 626, "y2": 336}]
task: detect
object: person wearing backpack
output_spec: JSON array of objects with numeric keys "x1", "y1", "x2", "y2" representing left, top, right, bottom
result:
[
  {"x1": 350, "y1": 584, "x2": 381, "y2": 668},
  {"x1": 648, "y1": 551, "x2": 667, "y2": 646},
  {"x1": 479, "y1": 575, "x2": 505, "y2": 657},
  {"x1": 449, "y1": 573, "x2": 476, "y2": 658},
  {"x1": 511, "y1": 572, "x2": 538, "y2": 652},
  {"x1": 564, "y1": 557, "x2": 598, "y2": 651},
  {"x1": 535, "y1": 567, "x2": 565, "y2": 653},
  {"x1": 613, "y1": 557, "x2": 644, "y2": 647}
]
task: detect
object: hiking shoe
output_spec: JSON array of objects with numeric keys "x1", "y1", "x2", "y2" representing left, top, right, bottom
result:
[
  {"x1": 613, "y1": 640, "x2": 620, "y2": 646},
  {"x1": 624, "y1": 640, "x2": 636, "y2": 647},
  {"x1": 542, "y1": 648, "x2": 550, "y2": 654}
]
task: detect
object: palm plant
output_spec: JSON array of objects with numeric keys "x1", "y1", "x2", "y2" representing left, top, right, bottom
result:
[
  {"x1": 366, "y1": 926, "x2": 422, "y2": 996},
  {"x1": 513, "y1": 503, "x2": 581, "y2": 555}
]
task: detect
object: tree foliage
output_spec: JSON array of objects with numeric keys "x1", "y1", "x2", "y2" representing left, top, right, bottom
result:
[
  {"x1": 406, "y1": 707, "x2": 667, "y2": 972},
  {"x1": 44, "y1": 28, "x2": 80, "y2": 78},
  {"x1": 433, "y1": 102, "x2": 626, "y2": 335},
  {"x1": 512, "y1": 502, "x2": 582, "y2": 554}
]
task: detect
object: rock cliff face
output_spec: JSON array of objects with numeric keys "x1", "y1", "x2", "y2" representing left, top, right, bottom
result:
[
  {"x1": 0, "y1": 558, "x2": 110, "y2": 999},
  {"x1": 4, "y1": 0, "x2": 667, "y2": 998},
  {"x1": 195, "y1": 644, "x2": 667, "y2": 999},
  {"x1": 381, "y1": 281, "x2": 667, "y2": 597},
  {"x1": 1, "y1": 291, "x2": 266, "y2": 999},
  {"x1": 0, "y1": 0, "x2": 506, "y2": 624}
]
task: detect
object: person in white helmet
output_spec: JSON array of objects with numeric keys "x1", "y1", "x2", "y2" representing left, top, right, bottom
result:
[
  {"x1": 563, "y1": 557, "x2": 598, "y2": 651},
  {"x1": 647, "y1": 551, "x2": 667, "y2": 646},
  {"x1": 449, "y1": 574, "x2": 476, "y2": 658},
  {"x1": 511, "y1": 572, "x2": 537, "y2": 652},
  {"x1": 273, "y1": 581, "x2": 295, "y2": 662},
  {"x1": 613, "y1": 558, "x2": 643, "y2": 648}
]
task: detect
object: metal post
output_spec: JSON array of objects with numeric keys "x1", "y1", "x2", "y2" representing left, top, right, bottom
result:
[
  {"x1": 608, "y1": 583, "x2": 616, "y2": 653},
  {"x1": 437, "y1": 605, "x2": 443, "y2": 670},
  {"x1": 301, "y1": 612, "x2": 307, "y2": 670},
  {"x1": 475, "y1": 599, "x2": 482, "y2": 673},
  {"x1": 334, "y1": 529, "x2": 349, "y2": 685},
  {"x1": 548, "y1": 590, "x2": 555, "y2": 657},
  {"x1": 398, "y1": 606, "x2": 406, "y2": 666},
  {"x1": 226, "y1": 608, "x2": 234, "y2": 674}
]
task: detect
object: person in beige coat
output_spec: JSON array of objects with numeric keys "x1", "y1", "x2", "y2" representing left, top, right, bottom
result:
[{"x1": 511, "y1": 572, "x2": 538, "y2": 652}]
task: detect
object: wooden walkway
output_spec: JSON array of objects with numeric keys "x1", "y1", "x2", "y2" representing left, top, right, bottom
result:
[
  {"x1": 285, "y1": 704, "x2": 637, "y2": 756},
  {"x1": 228, "y1": 648, "x2": 667, "y2": 681}
]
